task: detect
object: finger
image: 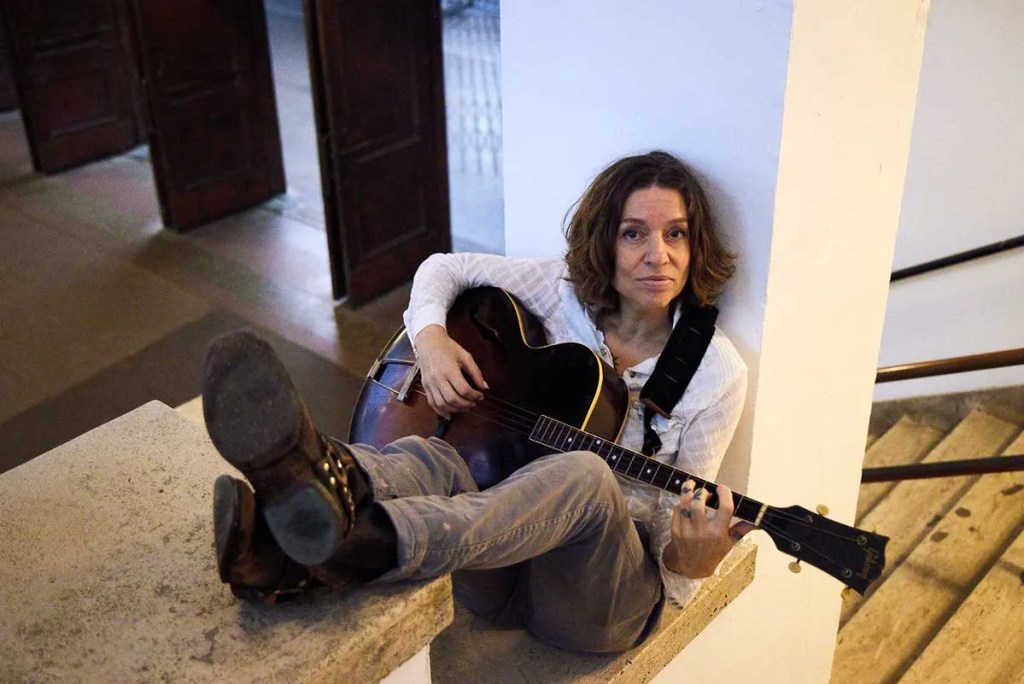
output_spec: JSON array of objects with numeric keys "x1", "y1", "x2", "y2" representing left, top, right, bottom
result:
[
  {"x1": 715, "y1": 484, "x2": 736, "y2": 518},
  {"x1": 708, "y1": 485, "x2": 735, "y2": 535},
  {"x1": 729, "y1": 521, "x2": 757, "y2": 542},
  {"x1": 425, "y1": 390, "x2": 452, "y2": 421},
  {"x1": 689, "y1": 487, "x2": 708, "y2": 532},
  {"x1": 673, "y1": 480, "x2": 697, "y2": 531},
  {"x1": 447, "y1": 371, "x2": 484, "y2": 403},
  {"x1": 676, "y1": 479, "x2": 696, "y2": 509},
  {"x1": 459, "y1": 350, "x2": 490, "y2": 392}
]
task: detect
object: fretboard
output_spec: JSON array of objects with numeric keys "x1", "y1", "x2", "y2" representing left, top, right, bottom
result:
[{"x1": 529, "y1": 415, "x2": 767, "y2": 523}]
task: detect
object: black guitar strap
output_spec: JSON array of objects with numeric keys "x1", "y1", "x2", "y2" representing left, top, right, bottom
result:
[{"x1": 639, "y1": 304, "x2": 719, "y2": 456}]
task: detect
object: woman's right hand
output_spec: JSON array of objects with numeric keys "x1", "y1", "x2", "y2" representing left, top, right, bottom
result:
[{"x1": 414, "y1": 325, "x2": 489, "y2": 420}]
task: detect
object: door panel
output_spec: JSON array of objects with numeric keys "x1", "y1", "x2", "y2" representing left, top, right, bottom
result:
[
  {"x1": 125, "y1": 0, "x2": 285, "y2": 230},
  {"x1": 0, "y1": 14, "x2": 17, "y2": 111},
  {"x1": 308, "y1": 0, "x2": 450, "y2": 306},
  {"x1": 1, "y1": 0, "x2": 139, "y2": 172}
]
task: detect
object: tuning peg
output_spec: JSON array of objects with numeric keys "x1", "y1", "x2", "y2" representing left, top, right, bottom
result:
[
  {"x1": 788, "y1": 561, "x2": 802, "y2": 574},
  {"x1": 841, "y1": 587, "x2": 857, "y2": 601},
  {"x1": 816, "y1": 504, "x2": 830, "y2": 516}
]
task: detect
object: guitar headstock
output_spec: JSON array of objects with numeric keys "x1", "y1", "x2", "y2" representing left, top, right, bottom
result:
[{"x1": 760, "y1": 505, "x2": 888, "y2": 595}]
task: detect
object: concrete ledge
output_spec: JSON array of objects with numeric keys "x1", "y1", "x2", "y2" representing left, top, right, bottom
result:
[
  {"x1": 0, "y1": 401, "x2": 452, "y2": 683},
  {"x1": 430, "y1": 539, "x2": 757, "y2": 683}
]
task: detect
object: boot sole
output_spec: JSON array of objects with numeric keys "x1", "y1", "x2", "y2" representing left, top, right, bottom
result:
[
  {"x1": 203, "y1": 331, "x2": 347, "y2": 567},
  {"x1": 202, "y1": 331, "x2": 304, "y2": 472}
]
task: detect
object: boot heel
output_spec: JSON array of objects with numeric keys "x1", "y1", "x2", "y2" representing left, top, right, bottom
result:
[{"x1": 263, "y1": 484, "x2": 347, "y2": 566}]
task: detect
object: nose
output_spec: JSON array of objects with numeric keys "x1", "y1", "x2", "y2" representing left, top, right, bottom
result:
[{"x1": 644, "y1": 234, "x2": 669, "y2": 264}]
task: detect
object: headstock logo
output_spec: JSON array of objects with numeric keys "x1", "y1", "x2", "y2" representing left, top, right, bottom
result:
[{"x1": 856, "y1": 547, "x2": 882, "y2": 580}]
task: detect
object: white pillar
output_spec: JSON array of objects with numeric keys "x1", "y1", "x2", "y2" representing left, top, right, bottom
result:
[{"x1": 502, "y1": 1, "x2": 930, "y2": 680}]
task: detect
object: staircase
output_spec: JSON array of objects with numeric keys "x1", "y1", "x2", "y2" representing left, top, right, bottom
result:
[{"x1": 831, "y1": 391, "x2": 1024, "y2": 684}]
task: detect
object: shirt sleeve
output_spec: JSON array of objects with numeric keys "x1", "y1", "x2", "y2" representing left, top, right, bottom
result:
[
  {"x1": 403, "y1": 252, "x2": 566, "y2": 350},
  {"x1": 648, "y1": 335, "x2": 749, "y2": 608}
]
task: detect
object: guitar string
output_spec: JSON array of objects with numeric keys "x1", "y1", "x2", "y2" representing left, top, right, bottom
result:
[{"x1": 378, "y1": 378, "x2": 870, "y2": 540}]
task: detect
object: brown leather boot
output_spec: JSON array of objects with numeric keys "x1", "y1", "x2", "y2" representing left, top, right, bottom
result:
[
  {"x1": 213, "y1": 474, "x2": 319, "y2": 603},
  {"x1": 202, "y1": 330, "x2": 374, "y2": 580}
]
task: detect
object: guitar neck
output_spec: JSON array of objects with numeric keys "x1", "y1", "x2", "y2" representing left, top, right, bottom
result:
[{"x1": 529, "y1": 415, "x2": 768, "y2": 524}]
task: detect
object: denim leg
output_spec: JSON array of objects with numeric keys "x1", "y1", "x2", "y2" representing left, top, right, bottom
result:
[
  {"x1": 348, "y1": 435, "x2": 479, "y2": 500},
  {"x1": 353, "y1": 441, "x2": 661, "y2": 652}
]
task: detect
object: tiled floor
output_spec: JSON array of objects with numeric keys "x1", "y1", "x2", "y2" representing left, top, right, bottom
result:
[{"x1": 0, "y1": 2, "x2": 503, "y2": 471}]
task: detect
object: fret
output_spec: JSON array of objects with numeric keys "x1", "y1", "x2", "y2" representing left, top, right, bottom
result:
[
  {"x1": 664, "y1": 469, "x2": 687, "y2": 494},
  {"x1": 605, "y1": 445, "x2": 620, "y2": 470},
  {"x1": 651, "y1": 464, "x2": 673, "y2": 490},
  {"x1": 562, "y1": 423, "x2": 580, "y2": 452},
  {"x1": 539, "y1": 416, "x2": 554, "y2": 447},
  {"x1": 554, "y1": 422, "x2": 566, "y2": 451},
  {"x1": 555, "y1": 422, "x2": 568, "y2": 452},
  {"x1": 530, "y1": 416, "x2": 545, "y2": 443},
  {"x1": 638, "y1": 459, "x2": 659, "y2": 484},
  {"x1": 548, "y1": 419, "x2": 562, "y2": 450},
  {"x1": 622, "y1": 452, "x2": 646, "y2": 480}
]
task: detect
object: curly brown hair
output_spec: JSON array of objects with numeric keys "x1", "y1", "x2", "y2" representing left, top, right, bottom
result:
[{"x1": 563, "y1": 150, "x2": 735, "y2": 312}]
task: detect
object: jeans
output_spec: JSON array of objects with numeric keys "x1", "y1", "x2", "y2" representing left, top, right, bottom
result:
[{"x1": 349, "y1": 436, "x2": 663, "y2": 653}]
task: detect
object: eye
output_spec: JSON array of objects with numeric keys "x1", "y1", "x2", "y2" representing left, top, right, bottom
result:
[
  {"x1": 667, "y1": 227, "x2": 689, "y2": 241},
  {"x1": 620, "y1": 227, "x2": 640, "y2": 241}
]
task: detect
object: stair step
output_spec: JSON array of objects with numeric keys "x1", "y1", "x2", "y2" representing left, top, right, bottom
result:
[
  {"x1": 857, "y1": 416, "x2": 944, "y2": 522},
  {"x1": 840, "y1": 410, "x2": 1019, "y2": 625},
  {"x1": 899, "y1": 479, "x2": 1024, "y2": 682},
  {"x1": 831, "y1": 429, "x2": 1024, "y2": 684}
]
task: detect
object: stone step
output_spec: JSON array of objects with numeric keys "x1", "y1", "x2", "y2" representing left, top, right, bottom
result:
[
  {"x1": 899, "y1": 519, "x2": 1024, "y2": 683},
  {"x1": 831, "y1": 429, "x2": 1024, "y2": 684},
  {"x1": 430, "y1": 542, "x2": 757, "y2": 684},
  {"x1": 856, "y1": 415, "x2": 944, "y2": 523},
  {"x1": 840, "y1": 409, "x2": 1019, "y2": 626},
  {"x1": 0, "y1": 402, "x2": 453, "y2": 683}
]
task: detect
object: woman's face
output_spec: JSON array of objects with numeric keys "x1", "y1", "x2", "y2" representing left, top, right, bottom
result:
[{"x1": 612, "y1": 186, "x2": 690, "y2": 316}]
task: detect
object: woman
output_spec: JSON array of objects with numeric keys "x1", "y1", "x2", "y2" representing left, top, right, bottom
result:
[{"x1": 203, "y1": 150, "x2": 750, "y2": 653}]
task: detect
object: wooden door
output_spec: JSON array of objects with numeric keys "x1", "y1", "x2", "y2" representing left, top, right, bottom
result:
[
  {"x1": 0, "y1": 0, "x2": 139, "y2": 172},
  {"x1": 124, "y1": 0, "x2": 285, "y2": 230},
  {"x1": 306, "y1": 0, "x2": 451, "y2": 305},
  {"x1": 0, "y1": 13, "x2": 16, "y2": 111}
]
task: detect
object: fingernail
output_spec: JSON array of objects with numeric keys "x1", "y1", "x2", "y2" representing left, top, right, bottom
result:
[{"x1": 681, "y1": 486, "x2": 692, "y2": 494}]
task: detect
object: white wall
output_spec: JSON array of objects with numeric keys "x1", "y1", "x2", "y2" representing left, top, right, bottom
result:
[
  {"x1": 876, "y1": 0, "x2": 1024, "y2": 401},
  {"x1": 502, "y1": 1, "x2": 929, "y2": 682},
  {"x1": 502, "y1": 0, "x2": 793, "y2": 491}
]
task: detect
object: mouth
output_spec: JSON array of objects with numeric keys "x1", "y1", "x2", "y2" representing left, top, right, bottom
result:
[{"x1": 636, "y1": 276, "x2": 677, "y2": 291}]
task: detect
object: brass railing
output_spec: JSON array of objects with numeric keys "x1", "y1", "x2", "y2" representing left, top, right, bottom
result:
[
  {"x1": 875, "y1": 347, "x2": 1024, "y2": 383},
  {"x1": 866, "y1": 347, "x2": 1024, "y2": 482}
]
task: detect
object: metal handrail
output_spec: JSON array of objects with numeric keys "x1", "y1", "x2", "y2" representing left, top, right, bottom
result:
[
  {"x1": 891, "y1": 233, "x2": 1024, "y2": 282},
  {"x1": 875, "y1": 347, "x2": 1024, "y2": 383},
  {"x1": 862, "y1": 455, "x2": 1024, "y2": 483},
  {"x1": 869, "y1": 348, "x2": 1024, "y2": 482}
]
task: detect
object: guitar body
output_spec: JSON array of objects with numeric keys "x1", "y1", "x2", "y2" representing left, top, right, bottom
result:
[{"x1": 348, "y1": 287, "x2": 631, "y2": 488}]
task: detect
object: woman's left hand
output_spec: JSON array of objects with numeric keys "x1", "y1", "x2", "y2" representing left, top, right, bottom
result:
[{"x1": 663, "y1": 480, "x2": 756, "y2": 578}]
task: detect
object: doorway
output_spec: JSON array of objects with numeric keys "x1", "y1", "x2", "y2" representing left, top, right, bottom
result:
[
  {"x1": 441, "y1": 0, "x2": 503, "y2": 255},
  {"x1": 265, "y1": 0, "x2": 507, "y2": 257}
]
